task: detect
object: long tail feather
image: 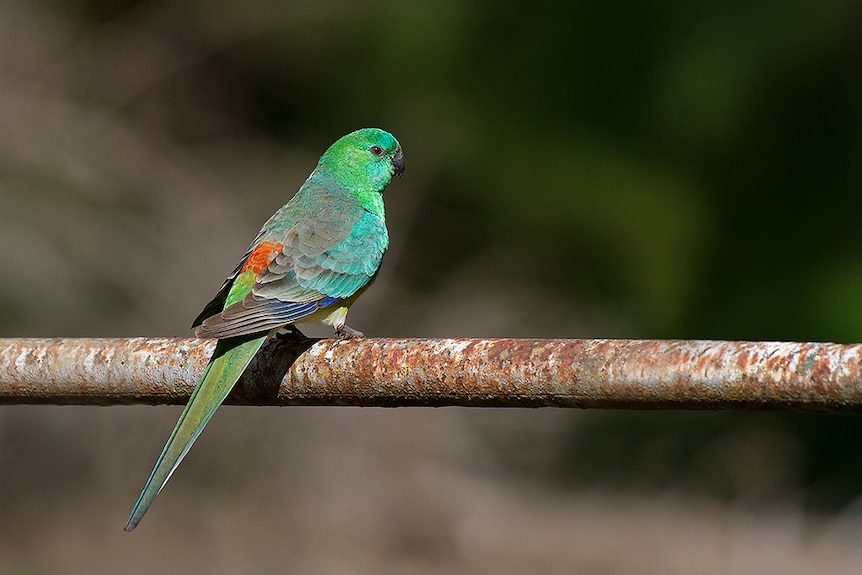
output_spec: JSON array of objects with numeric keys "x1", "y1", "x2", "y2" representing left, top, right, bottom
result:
[{"x1": 124, "y1": 333, "x2": 269, "y2": 531}]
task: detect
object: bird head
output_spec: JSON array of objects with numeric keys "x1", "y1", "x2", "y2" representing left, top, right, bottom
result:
[{"x1": 318, "y1": 128, "x2": 404, "y2": 194}]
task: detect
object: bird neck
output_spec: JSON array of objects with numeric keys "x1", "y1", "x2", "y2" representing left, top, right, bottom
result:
[
  {"x1": 355, "y1": 189, "x2": 386, "y2": 219},
  {"x1": 313, "y1": 167, "x2": 387, "y2": 219}
]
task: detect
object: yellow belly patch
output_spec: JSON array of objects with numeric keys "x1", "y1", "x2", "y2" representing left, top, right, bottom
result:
[{"x1": 319, "y1": 305, "x2": 349, "y2": 329}]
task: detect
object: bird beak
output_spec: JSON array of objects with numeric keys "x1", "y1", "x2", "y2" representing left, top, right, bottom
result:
[{"x1": 391, "y1": 147, "x2": 404, "y2": 177}]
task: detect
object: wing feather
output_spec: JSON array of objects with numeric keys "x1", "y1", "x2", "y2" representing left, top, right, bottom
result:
[{"x1": 194, "y1": 179, "x2": 387, "y2": 339}]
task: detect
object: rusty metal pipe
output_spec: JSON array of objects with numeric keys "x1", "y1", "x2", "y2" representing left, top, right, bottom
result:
[{"x1": 0, "y1": 337, "x2": 861, "y2": 411}]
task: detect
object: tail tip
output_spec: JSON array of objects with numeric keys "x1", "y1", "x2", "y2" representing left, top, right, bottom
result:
[{"x1": 124, "y1": 519, "x2": 138, "y2": 532}]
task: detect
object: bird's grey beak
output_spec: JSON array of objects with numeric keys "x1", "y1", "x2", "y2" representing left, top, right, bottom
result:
[{"x1": 391, "y1": 147, "x2": 404, "y2": 177}]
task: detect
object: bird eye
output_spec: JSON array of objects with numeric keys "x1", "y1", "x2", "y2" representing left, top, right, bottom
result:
[{"x1": 369, "y1": 145, "x2": 385, "y2": 156}]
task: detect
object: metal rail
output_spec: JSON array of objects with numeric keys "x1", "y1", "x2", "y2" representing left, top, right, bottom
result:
[{"x1": 0, "y1": 337, "x2": 860, "y2": 411}]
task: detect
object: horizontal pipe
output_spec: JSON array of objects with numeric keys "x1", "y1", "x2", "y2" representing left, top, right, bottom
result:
[{"x1": 0, "y1": 337, "x2": 861, "y2": 411}]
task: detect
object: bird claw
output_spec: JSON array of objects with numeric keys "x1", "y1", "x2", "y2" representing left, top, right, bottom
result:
[{"x1": 335, "y1": 325, "x2": 364, "y2": 339}]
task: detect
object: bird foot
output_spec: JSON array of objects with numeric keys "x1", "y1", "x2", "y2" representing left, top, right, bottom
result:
[{"x1": 335, "y1": 325, "x2": 364, "y2": 339}]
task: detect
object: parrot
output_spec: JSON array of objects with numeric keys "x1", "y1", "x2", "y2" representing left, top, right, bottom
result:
[{"x1": 124, "y1": 128, "x2": 404, "y2": 531}]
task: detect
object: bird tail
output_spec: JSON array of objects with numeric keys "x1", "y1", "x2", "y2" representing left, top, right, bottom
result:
[{"x1": 124, "y1": 333, "x2": 269, "y2": 532}]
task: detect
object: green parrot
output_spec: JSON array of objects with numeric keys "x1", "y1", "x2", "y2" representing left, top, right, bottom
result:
[{"x1": 124, "y1": 128, "x2": 404, "y2": 531}]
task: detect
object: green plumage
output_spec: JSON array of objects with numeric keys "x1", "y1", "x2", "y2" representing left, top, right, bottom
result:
[{"x1": 125, "y1": 128, "x2": 403, "y2": 531}]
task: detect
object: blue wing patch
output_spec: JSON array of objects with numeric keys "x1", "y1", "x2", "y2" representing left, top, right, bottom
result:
[
  {"x1": 195, "y1": 295, "x2": 343, "y2": 338},
  {"x1": 318, "y1": 296, "x2": 341, "y2": 308}
]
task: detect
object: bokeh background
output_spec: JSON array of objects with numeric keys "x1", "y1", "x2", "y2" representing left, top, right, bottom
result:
[{"x1": 2, "y1": 1, "x2": 862, "y2": 573}]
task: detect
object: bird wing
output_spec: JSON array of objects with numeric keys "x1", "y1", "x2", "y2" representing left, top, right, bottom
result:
[{"x1": 194, "y1": 186, "x2": 387, "y2": 339}]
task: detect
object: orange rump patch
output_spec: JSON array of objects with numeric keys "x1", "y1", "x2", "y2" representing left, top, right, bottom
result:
[{"x1": 241, "y1": 241, "x2": 284, "y2": 275}]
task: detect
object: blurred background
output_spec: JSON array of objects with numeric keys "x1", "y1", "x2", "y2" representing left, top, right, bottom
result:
[{"x1": 2, "y1": 0, "x2": 862, "y2": 573}]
